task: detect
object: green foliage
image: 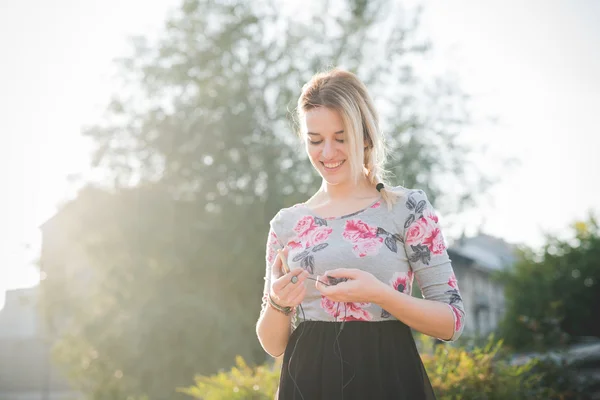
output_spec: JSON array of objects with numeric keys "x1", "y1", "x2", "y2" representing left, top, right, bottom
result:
[
  {"x1": 498, "y1": 214, "x2": 600, "y2": 351},
  {"x1": 419, "y1": 335, "x2": 552, "y2": 399},
  {"x1": 181, "y1": 337, "x2": 580, "y2": 399},
  {"x1": 528, "y1": 356, "x2": 595, "y2": 399},
  {"x1": 86, "y1": 0, "x2": 488, "y2": 213},
  {"x1": 41, "y1": 184, "x2": 259, "y2": 399},
  {"x1": 177, "y1": 356, "x2": 281, "y2": 400}
]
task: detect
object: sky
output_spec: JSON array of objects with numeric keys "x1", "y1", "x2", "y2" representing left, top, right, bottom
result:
[{"x1": 0, "y1": 0, "x2": 598, "y2": 308}]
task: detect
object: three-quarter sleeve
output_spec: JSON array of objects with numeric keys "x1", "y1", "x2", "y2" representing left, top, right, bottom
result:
[
  {"x1": 402, "y1": 190, "x2": 465, "y2": 341},
  {"x1": 260, "y1": 224, "x2": 284, "y2": 315}
]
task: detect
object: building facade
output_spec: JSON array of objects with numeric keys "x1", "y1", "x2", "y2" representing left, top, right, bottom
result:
[
  {"x1": 0, "y1": 286, "x2": 80, "y2": 400},
  {"x1": 448, "y1": 234, "x2": 517, "y2": 338}
]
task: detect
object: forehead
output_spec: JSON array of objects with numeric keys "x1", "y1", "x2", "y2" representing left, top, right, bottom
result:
[{"x1": 304, "y1": 107, "x2": 344, "y2": 134}]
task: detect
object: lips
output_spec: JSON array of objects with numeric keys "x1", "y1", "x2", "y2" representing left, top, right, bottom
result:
[{"x1": 321, "y1": 160, "x2": 345, "y2": 169}]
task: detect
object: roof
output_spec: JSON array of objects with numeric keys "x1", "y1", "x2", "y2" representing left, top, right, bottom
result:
[{"x1": 449, "y1": 233, "x2": 518, "y2": 273}]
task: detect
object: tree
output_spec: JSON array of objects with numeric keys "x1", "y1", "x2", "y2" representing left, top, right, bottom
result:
[
  {"x1": 41, "y1": 0, "x2": 494, "y2": 398},
  {"x1": 87, "y1": 0, "x2": 486, "y2": 211},
  {"x1": 42, "y1": 185, "x2": 248, "y2": 399},
  {"x1": 498, "y1": 213, "x2": 600, "y2": 351}
]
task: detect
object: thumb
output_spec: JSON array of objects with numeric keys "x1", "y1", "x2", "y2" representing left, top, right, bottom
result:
[{"x1": 277, "y1": 247, "x2": 290, "y2": 274}]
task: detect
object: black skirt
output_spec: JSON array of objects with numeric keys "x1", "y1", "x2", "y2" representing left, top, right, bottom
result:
[{"x1": 278, "y1": 320, "x2": 437, "y2": 400}]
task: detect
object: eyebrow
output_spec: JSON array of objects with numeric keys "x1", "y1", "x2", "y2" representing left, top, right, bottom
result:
[{"x1": 307, "y1": 130, "x2": 345, "y2": 136}]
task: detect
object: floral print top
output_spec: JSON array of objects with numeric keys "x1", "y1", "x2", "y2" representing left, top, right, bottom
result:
[{"x1": 260, "y1": 186, "x2": 466, "y2": 342}]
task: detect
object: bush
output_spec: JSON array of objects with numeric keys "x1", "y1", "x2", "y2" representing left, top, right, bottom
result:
[
  {"x1": 180, "y1": 338, "x2": 585, "y2": 399},
  {"x1": 177, "y1": 356, "x2": 280, "y2": 399},
  {"x1": 529, "y1": 357, "x2": 594, "y2": 399},
  {"x1": 418, "y1": 335, "x2": 575, "y2": 399}
]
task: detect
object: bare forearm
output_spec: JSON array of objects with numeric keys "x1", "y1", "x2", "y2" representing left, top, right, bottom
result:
[
  {"x1": 256, "y1": 306, "x2": 292, "y2": 357},
  {"x1": 375, "y1": 285, "x2": 454, "y2": 341}
]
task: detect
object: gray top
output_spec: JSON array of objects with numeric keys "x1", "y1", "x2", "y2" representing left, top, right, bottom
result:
[{"x1": 261, "y1": 186, "x2": 465, "y2": 341}]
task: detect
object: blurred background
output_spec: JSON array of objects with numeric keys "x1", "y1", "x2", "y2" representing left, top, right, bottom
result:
[{"x1": 0, "y1": 0, "x2": 599, "y2": 399}]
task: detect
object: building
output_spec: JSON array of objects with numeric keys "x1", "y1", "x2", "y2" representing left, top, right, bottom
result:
[
  {"x1": 0, "y1": 286, "x2": 80, "y2": 400},
  {"x1": 448, "y1": 233, "x2": 518, "y2": 337}
]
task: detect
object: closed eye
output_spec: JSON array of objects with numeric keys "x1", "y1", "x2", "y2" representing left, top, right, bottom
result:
[{"x1": 308, "y1": 139, "x2": 344, "y2": 145}]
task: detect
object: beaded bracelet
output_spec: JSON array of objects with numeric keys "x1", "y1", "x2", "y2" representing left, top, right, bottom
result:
[{"x1": 268, "y1": 294, "x2": 294, "y2": 316}]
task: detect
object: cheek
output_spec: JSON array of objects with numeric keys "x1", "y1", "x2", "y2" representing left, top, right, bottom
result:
[{"x1": 305, "y1": 144, "x2": 320, "y2": 161}]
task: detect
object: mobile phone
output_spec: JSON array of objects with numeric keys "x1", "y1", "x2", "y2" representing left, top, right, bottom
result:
[
  {"x1": 327, "y1": 276, "x2": 349, "y2": 286},
  {"x1": 278, "y1": 250, "x2": 291, "y2": 274}
]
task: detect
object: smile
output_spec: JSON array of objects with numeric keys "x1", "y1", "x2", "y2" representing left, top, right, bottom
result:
[{"x1": 321, "y1": 160, "x2": 345, "y2": 169}]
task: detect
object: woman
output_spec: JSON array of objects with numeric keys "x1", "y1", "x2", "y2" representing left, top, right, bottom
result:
[{"x1": 256, "y1": 68, "x2": 465, "y2": 400}]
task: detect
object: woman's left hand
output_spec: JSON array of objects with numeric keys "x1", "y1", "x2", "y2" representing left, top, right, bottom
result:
[{"x1": 315, "y1": 268, "x2": 387, "y2": 304}]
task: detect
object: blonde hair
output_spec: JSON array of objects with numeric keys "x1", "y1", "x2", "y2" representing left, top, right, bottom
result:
[{"x1": 296, "y1": 68, "x2": 400, "y2": 209}]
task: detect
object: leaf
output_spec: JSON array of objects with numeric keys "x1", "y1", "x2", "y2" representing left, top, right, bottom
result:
[
  {"x1": 377, "y1": 227, "x2": 388, "y2": 235},
  {"x1": 301, "y1": 255, "x2": 315, "y2": 274},
  {"x1": 404, "y1": 214, "x2": 416, "y2": 229},
  {"x1": 307, "y1": 255, "x2": 315, "y2": 274},
  {"x1": 314, "y1": 217, "x2": 327, "y2": 226},
  {"x1": 292, "y1": 250, "x2": 310, "y2": 263},
  {"x1": 312, "y1": 243, "x2": 328, "y2": 252},
  {"x1": 381, "y1": 309, "x2": 391, "y2": 318},
  {"x1": 406, "y1": 196, "x2": 416, "y2": 210},
  {"x1": 385, "y1": 236, "x2": 398, "y2": 253},
  {"x1": 392, "y1": 233, "x2": 404, "y2": 243},
  {"x1": 415, "y1": 200, "x2": 426, "y2": 214},
  {"x1": 409, "y1": 244, "x2": 431, "y2": 265},
  {"x1": 446, "y1": 289, "x2": 463, "y2": 305},
  {"x1": 301, "y1": 256, "x2": 309, "y2": 272}
]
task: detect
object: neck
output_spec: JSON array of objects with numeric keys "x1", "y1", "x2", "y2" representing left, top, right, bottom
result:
[{"x1": 319, "y1": 175, "x2": 375, "y2": 201}]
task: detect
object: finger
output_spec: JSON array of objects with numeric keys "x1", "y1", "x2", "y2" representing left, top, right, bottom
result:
[
  {"x1": 287, "y1": 285, "x2": 307, "y2": 307},
  {"x1": 325, "y1": 268, "x2": 357, "y2": 278},
  {"x1": 282, "y1": 268, "x2": 307, "y2": 287},
  {"x1": 315, "y1": 275, "x2": 334, "y2": 293},
  {"x1": 271, "y1": 250, "x2": 284, "y2": 278},
  {"x1": 274, "y1": 270, "x2": 308, "y2": 298},
  {"x1": 272, "y1": 268, "x2": 302, "y2": 291},
  {"x1": 277, "y1": 277, "x2": 306, "y2": 307},
  {"x1": 277, "y1": 248, "x2": 291, "y2": 274},
  {"x1": 292, "y1": 269, "x2": 310, "y2": 285},
  {"x1": 287, "y1": 280, "x2": 306, "y2": 299}
]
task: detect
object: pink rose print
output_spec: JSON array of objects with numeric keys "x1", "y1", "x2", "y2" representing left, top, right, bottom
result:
[
  {"x1": 353, "y1": 237, "x2": 384, "y2": 257},
  {"x1": 343, "y1": 220, "x2": 384, "y2": 258},
  {"x1": 305, "y1": 226, "x2": 333, "y2": 247},
  {"x1": 423, "y1": 207, "x2": 439, "y2": 223},
  {"x1": 370, "y1": 201, "x2": 381, "y2": 209},
  {"x1": 405, "y1": 217, "x2": 430, "y2": 246},
  {"x1": 321, "y1": 296, "x2": 372, "y2": 321},
  {"x1": 287, "y1": 239, "x2": 303, "y2": 250},
  {"x1": 405, "y1": 205, "x2": 447, "y2": 256},
  {"x1": 390, "y1": 271, "x2": 414, "y2": 294},
  {"x1": 294, "y1": 216, "x2": 317, "y2": 238},
  {"x1": 266, "y1": 231, "x2": 279, "y2": 264},
  {"x1": 289, "y1": 215, "x2": 332, "y2": 274},
  {"x1": 450, "y1": 305, "x2": 462, "y2": 332},
  {"x1": 343, "y1": 220, "x2": 378, "y2": 242},
  {"x1": 448, "y1": 273, "x2": 458, "y2": 290},
  {"x1": 288, "y1": 221, "x2": 333, "y2": 250},
  {"x1": 422, "y1": 227, "x2": 446, "y2": 255}
]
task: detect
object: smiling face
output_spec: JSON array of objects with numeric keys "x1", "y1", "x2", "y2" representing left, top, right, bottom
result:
[
  {"x1": 298, "y1": 69, "x2": 386, "y2": 192},
  {"x1": 304, "y1": 106, "x2": 353, "y2": 186}
]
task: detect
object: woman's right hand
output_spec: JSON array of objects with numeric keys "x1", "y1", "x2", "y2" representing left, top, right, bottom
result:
[{"x1": 269, "y1": 247, "x2": 309, "y2": 308}]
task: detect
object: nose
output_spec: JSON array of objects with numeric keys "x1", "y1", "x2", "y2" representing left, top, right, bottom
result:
[{"x1": 322, "y1": 140, "x2": 335, "y2": 159}]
